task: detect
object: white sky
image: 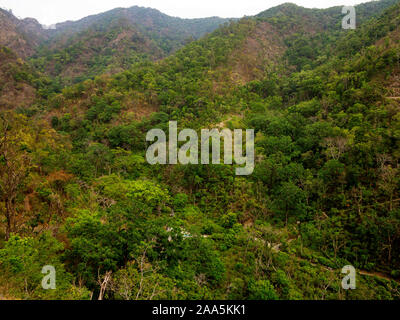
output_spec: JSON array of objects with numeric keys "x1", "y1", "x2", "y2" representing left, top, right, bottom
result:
[{"x1": 0, "y1": 0, "x2": 370, "y2": 25}]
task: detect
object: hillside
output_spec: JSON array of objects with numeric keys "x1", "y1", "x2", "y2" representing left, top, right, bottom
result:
[
  {"x1": 53, "y1": 6, "x2": 231, "y2": 45},
  {"x1": 0, "y1": 8, "x2": 47, "y2": 58},
  {"x1": 0, "y1": 46, "x2": 53, "y2": 109},
  {"x1": 41, "y1": 0, "x2": 399, "y2": 123},
  {"x1": 0, "y1": 0, "x2": 400, "y2": 301},
  {"x1": 28, "y1": 6, "x2": 232, "y2": 83}
]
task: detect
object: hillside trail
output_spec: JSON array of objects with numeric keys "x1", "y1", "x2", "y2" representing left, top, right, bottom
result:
[
  {"x1": 358, "y1": 270, "x2": 398, "y2": 283},
  {"x1": 293, "y1": 252, "x2": 399, "y2": 284}
]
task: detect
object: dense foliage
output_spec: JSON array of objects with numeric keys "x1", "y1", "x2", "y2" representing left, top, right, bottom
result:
[{"x1": 1, "y1": 0, "x2": 400, "y2": 300}]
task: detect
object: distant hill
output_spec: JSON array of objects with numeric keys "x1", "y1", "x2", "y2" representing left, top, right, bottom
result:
[
  {"x1": 0, "y1": 8, "x2": 47, "y2": 58},
  {"x1": 53, "y1": 6, "x2": 232, "y2": 48},
  {"x1": 2, "y1": 0, "x2": 400, "y2": 301},
  {"x1": 1, "y1": 1, "x2": 398, "y2": 108},
  {"x1": 40, "y1": 0, "x2": 400, "y2": 124},
  {"x1": 27, "y1": 6, "x2": 233, "y2": 83},
  {"x1": 257, "y1": 0, "x2": 399, "y2": 23},
  {"x1": 0, "y1": 47, "x2": 37, "y2": 109}
]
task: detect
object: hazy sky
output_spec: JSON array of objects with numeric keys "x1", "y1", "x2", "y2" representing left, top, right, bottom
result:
[{"x1": 0, "y1": 0, "x2": 369, "y2": 25}]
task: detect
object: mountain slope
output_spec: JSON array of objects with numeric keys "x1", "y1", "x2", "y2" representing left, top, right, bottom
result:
[
  {"x1": 33, "y1": 0, "x2": 400, "y2": 126},
  {"x1": 0, "y1": 6, "x2": 232, "y2": 85},
  {"x1": 0, "y1": 8, "x2": 47, "y2": 58},
  {"x1": 53, "y1": 6, "x2": 231, "y2": 50},
  {"x1": 0, "y1": 47, "x2": 36, "y2": 108},
  {"x1": 28, "y1": 6, "x2": 233, "y2": 83}
]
